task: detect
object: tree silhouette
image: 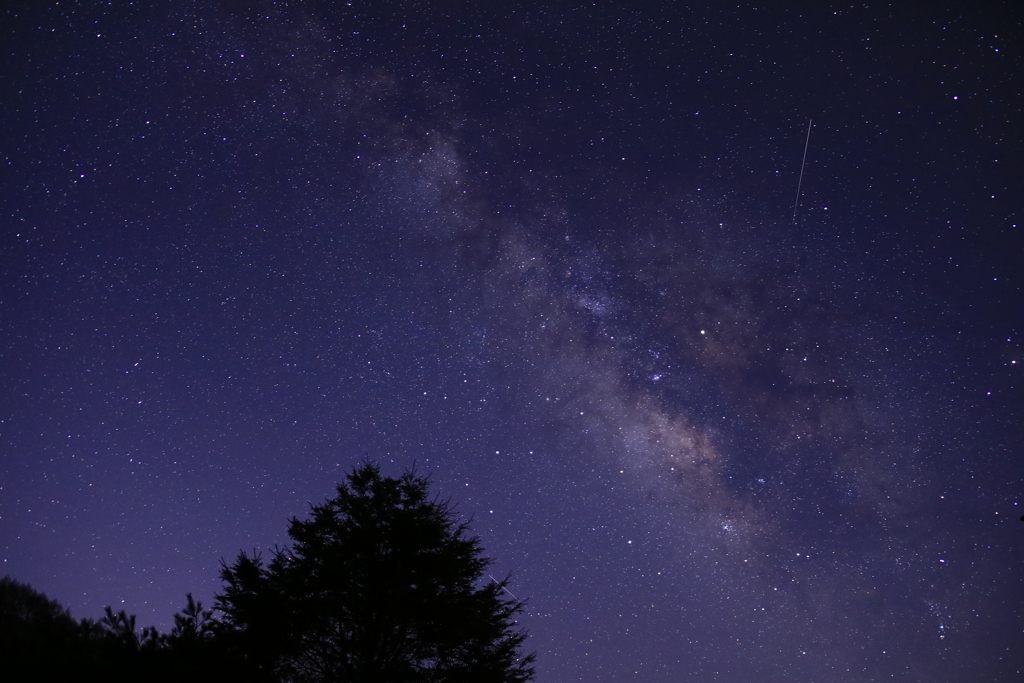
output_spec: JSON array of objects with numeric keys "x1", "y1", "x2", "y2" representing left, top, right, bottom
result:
[
  {"x1": 0, "y1": 576, "x2": 102, "y2": 680},
  {"x1": 1, "y1": 576, "x2": 257, "y2": 682},
  {"x1": 166, "y1": 593, "x2": 217, "y2": 645},
  {"x1": 216, "y1": 462, "x2": 535, "y2": 682}
]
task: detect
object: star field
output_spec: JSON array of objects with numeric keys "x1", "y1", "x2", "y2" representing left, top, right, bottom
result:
[{"x1": 2, "y1": 2, "x2": 1022, "y2": 681}]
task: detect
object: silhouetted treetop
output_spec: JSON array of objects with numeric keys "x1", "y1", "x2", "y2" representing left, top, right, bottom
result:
[{"x1": 216, "y1": 462, "x2": 535, "y2": 682}]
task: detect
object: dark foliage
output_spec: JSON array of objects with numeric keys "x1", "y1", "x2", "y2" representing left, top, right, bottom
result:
[
  {"x1": 0, "y1": 576, "x2": 103, "y2": 680},
  {"x1": 217, "y1": 462, "x2": 535, "y2": 682},
  {"x1": 0, "y1": 577, "x2": 255, "y2": 683}
]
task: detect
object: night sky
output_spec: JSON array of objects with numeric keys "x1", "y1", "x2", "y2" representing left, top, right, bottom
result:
[{"x1": 2, "y1": 2, "x2": 1023, "y2": 680}]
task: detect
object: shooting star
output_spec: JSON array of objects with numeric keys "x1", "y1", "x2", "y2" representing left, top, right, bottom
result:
[
  {"x1": 792, "y1": 119, "x2": 812, "y2": 223},
  {"x1": 489, "y1": 574, "x2": 521, "y2": 601}
]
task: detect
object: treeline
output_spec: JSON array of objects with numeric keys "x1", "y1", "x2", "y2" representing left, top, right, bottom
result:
[
  {"x1": 0, "y1": 576, "x2": 256, "y2": 682},
  {"x1": 1, "y1": 463, "x2": 534, "y2": 682}
]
